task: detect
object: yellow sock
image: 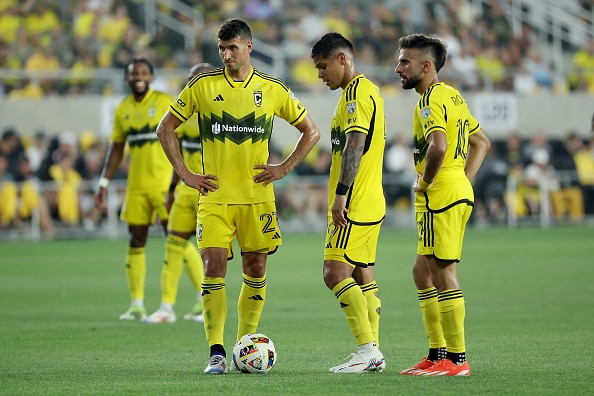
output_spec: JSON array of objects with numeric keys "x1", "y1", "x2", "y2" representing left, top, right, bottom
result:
[
  {"x1": 439, "y1": 289, "x2": 466, "y2": 353},
  {"x1": 183, "y1": 241, "x2": 203, "y2": 293},
  {"x1": 161, "y1": 234, "x2": 186, "y2": 305},
  {"x1": 237, "y1": 274, "x2": 266, "y2": 341},
  {"x1": 361, "y1": 281, "x2": 381, "y2": 347},
  {"x1": 126, "y1": 247, "x2": 146, "y2": 301},
  {"x1": 202, "y1": 277, "x2": 226, "y2": 347},
  {"x1": 332, "y1": 278, "x2": 374, "y2": 346},
  {"x1": 418, "y1": 287, "x2": 445, "y2": 349}
]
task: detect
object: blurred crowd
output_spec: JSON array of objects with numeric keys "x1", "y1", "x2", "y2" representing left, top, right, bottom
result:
[
  {"x1": 2, "y1": 122, "x2": 593, "y2": 237},
  {"x1": 1, "y1": 0, "x2": 594, "y2": 236},
  {"x1": 0, "y1": 0, "x2": 593, "y2": 97}
]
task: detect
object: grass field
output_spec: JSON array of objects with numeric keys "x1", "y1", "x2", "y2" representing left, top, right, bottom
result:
[{"x1": 1, "y1": 225, "x2": 593, "y2": 395}]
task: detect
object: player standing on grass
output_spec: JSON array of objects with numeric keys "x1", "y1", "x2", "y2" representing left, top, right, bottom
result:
[
  {"x1": 143, "y1": 63, "x2": 215, "y2": 324},
  {"x1": 311, "y1": 32, "x2": 386, "y2": 374},
  {"x1": 395, "y1": 34, "x2": 490, "y2": 376},
  {"x1": 95, "y1": 58, "x2": 203, "y2": 321},
  {"x1": 156, "y1": 18, "x2": 320, "y2": 374}
]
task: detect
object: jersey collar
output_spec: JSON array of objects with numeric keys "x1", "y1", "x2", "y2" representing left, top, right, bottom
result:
[{"x1": 223, "y1": 67, "x2": 255, "y2": 88}]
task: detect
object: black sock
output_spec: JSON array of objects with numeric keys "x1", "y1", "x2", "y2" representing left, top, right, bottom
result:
[
  {"x1": 210, "y1": 344, "x2": 226, "y2": 357},
  {"x1": 447, "y1": 351, "x2": 466, "y2": 365},
  {"x1": 428, "y1": 347, "x2": 446, "y2": 362}
]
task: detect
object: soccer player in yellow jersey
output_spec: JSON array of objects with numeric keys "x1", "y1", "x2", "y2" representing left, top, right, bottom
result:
[
  {"x1": 395, "y1": 34, "x2": 491, "y2": 376},
  {"x1": 143, "y1": 63, "x2": 215, "y2": 324},
  {"x1": 156, "y1": 19, "x2": 320, "y2": 374},
  {"x1": 95, "y1": 58, "x2": 203, "y2": 321},
  {"x1": 311, "y1": 33, "x2": 387, "y2": 374}
]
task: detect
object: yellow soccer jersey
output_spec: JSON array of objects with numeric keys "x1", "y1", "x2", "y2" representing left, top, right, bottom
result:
[
  {"x1": 176, "y1": 113, "x2": 202, "y2": 196},
  {"x1": 329, "y1": 75, "x2": 386, "y2": 223},
  {"x1": 112, "y1": 89, "x2": 174, "y2": 193},
  {"x1": 169, "y1": 67, "x2": 308, "y2": 204},
  {"x1": 412, "y1": 82, "x2": 480, "y2": 211}
]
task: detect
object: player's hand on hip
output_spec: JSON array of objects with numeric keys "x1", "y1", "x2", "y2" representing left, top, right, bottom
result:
[
  {"x1": 184, "y1": 173, "x2": 218, "y2": 195},
  {"x1": 253, "y1": 163, "x2": 287, "y2": 186}
]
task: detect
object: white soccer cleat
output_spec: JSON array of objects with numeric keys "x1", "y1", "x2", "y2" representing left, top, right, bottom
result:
[
  {"x1": 183, "y1": 303, "x2": 204, "y2": 322},
  {"x1": 141, "y1": 308, "x2": 177, "y2": 323},
  {"x1": 203, "y1": 354, "x2": 228, "y2": 374},
  {"x1": 330, "y1": 347, "x2": 386, "y2": 374},
  {"x1": 118, "y1": 306, "x2": 146, "y2": 321}
]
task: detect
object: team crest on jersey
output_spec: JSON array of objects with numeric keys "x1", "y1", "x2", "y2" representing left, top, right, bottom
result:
[
  {"x1": 254, "y1": 90, "x2": 262, "y2": 107},
  {"x1": 421, "y1": 107, "x2": 431, "y2": 119},
  {"x1": 346, "y1": 102, "x2": 356, "y2": 114},
  {"x1": 148, "y1": 107, "x2": 155, "y2": 118}
]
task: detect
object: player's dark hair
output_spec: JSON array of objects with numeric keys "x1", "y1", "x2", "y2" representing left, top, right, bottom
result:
[
  {"x1": 398, "y1": 34, "x2": 447, "y2": 73},
  {"x1": 124, "y1": 58, "x2": 154, "y2": 77},
  {"x1": 311, "y1": 32, "x2": 354, "y2": 59},
  {"x1": 218, "y1": 18, "x2": 252, "y2": 41}
]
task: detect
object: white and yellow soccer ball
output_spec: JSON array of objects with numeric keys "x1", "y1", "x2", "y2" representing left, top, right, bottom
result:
[{"x1": 232, "y1": 333, "x2": 277, "y2": 374}]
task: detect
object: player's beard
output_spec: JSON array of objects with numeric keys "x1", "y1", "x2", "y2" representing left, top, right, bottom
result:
[{"x1": 401, "y1": 73, "x2": 423, "y2": 90}]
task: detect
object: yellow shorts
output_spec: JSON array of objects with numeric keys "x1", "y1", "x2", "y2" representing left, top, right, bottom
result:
[
  {"x1": 324, "y1": 216, "x2": 383, "y2": 267},
  {"x1": 120, "y1": 190, "x2": 168, "y2": 225},
  {"x1": 197, "y1": 202, "x2": 282, "y2": 254},
  {"x1": 416, "y1": 203, "x2": 473, "y2": 262},
  {"x1": 168, "y1": 192, "x2": 199, "y2": 233}
]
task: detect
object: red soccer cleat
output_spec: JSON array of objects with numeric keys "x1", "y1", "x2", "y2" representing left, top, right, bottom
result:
[
  {"x1": 400, "y1": 357, "x2": 436, "y2": 375},
  {"x1": 417, "y1": 358, "x2": 470, "y2": 376}
]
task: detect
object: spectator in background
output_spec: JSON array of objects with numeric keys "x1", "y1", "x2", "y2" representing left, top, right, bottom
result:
[
  {"x1": 473, "y1": 144, "x2": 509, "y2": 224},
  {"x1": 383, "y1": 135, "x2": 415, "y2": 209},
  {"x1": 0, "y1": 40, "x2": 22, "y2": 95},
  {"x1": 24, "y1": 41, "x2": 61, "y2": 95},
  {"x1": 48, "y1": 151, "x2": 83, "y2": 226},
  {"x1": 568, "y1": 36, "x2": 594, "y2": 92},
  {"x1": 25, "y1": 130, "x2": 47, "y2": 174},
  {"x1": 0, "y1": 128, "x2": 24, "y2": 178},
  {"x1": 549, "y1": 131, "x2": 585, "y2": 222},
  {"x1": 23, "y1": 1, "x2": 60, "y2": 45},
  {"x1": 295, "y1": 2, "x2": 326, "y2": 44},
  {"x1": 323, "y1": 3, "x2": 351, "y2": 39},
  {"x1": 0, "y1": 3, "x2": 21, "y2": 45},
  {"x1": 573, "y1": 135, "x2": 594, "y2": 214},
  {"x1": 521, "y1": 148, "x2": 558, "y2": 218},
  {"x1": 0, "y1": 154, "x2": 18, "y2": 229},
  {"x1": 14, "y1": 154, "x2": 55, "y2": 236},
  {"x1": 475, "y1": 45, "x2": 506, "y2": 91},
  {"x1": 521, "y1": 130, "x2": 551, "y2": 166},
  {"x1": 523, "y1": 47, "x2": 553, "y2": 91}
]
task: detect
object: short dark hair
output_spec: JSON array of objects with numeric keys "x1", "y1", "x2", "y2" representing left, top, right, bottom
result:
[
  {"x1": 218, "y1": 18, "x2": 252, "y2": 41},
  {"x1": 311, "y1": 32, "x2": 354, "y2": 59},
  {"x1": 398, "y1": 34, "x2": 447, "y2": 73},
  {"x1": 124, "y1": 58, "x2": 154, "y2": 77}
]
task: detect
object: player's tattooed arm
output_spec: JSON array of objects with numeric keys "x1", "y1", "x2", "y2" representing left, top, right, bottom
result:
[{"x1": 339, "y1": 131, "x2": 365, "y2": 186}]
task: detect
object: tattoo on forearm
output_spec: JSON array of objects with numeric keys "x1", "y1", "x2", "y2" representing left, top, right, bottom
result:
[{"x1": 340, "y1": 133, "x2": 364, "y2": 186}]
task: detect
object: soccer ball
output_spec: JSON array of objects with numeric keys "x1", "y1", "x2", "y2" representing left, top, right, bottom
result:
[{"x1": 232, "y1": 333, "x2": 277, "y2": 374}]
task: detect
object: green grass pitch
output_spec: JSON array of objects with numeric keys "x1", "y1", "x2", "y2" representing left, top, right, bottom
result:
[{"x1": 1, "y1": 225, "x2": 592, "y2": 395}]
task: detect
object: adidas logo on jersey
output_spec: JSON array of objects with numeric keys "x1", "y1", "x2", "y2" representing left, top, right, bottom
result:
[
  {"x1": 272, "y1": 232, "x2": 281, "y2": 240},
  {"x1": 213, "y1": 94, "x2": 224, "y2": 101}
]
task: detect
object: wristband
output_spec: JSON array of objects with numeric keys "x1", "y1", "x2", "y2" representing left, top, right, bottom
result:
[
  {"x1": 169, "y1": 183, "x2": 177, "y2": 193},
  {"x1": 335, "y1": 182, "x2": 349, "y2": 195},
  {"x1": 418, "y1": 178, "x2": 433, "y2": 191},
  {"x1": 98, "y1": 177, "x2": 110, "y2": 189}
]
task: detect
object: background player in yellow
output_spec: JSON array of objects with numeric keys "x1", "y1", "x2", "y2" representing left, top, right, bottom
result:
[
  {"x1": 311, "y1": 33, "x2": 386, "y2": 374},
  {"x1": 95, "y1": 58, "x2": 203, "y2": 321},
  {"x1": 143, "y1": 63, "x2": 215, "y2": 324},
  {"x1": 395, "y1": 34, "x2": 491, "y2": 376},
  {"x1": 156, "y1": 19, "x2": 320, "y2": 374}
]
